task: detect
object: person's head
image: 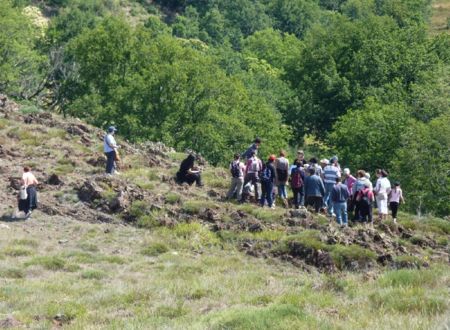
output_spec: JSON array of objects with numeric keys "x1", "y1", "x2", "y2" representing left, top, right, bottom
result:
[
  {"x1": 365, "y1": 172, "x2": 371, "y2": 180},
  {"x1": 376, "y1": 169, "x2": 382, "y2": 177},
  {"x1": 357, "y1": 170, "x2": 365, "y2": 178},
  {"x1": 279, "y1": 149, "x2": 286, "y2": 157},
  {"x1": 297, "y1": 150, "x2": 304, "y2": 159},
  {"x1": 308, "y1": 167, "x2": 316, "y2": 175},
  {"x1": 309, "y1": 157, "x2": 318, "y2": 164},
  {"x1": 268, "y1": 154, "x2": 276, "y2": 162},
  {"x1": 320, "y1": 159, "x2": 329, "y2": 167},
  {"x1": 381, "y1": 169, "x2": 389, "y2": 177},
  {"x1": 394, "y1": 181, "x2": 400, "y2": 188},
  {"x1": 234, "y1": 153, "x2": 240, "y2": 161},
  {"x1": 23, "y1": 166, "x2": 30, "y2": 173},
  {"x1": 343, "y1": 168, "x2": 350, "y2": 177},
  {"x1": 254, "y1": 137, "x2": 261, "y2": 147},
  {"x1": 107, "y1": 126, "x2": 117, "y2": 135},
  {"x1": 330, "y1": 156, "x2": 338, "y2": 165},
  {"x1": 293, "y1": 159, "x2": 300, "y2": 167},
  {"x1": 250, "y1": 151, "x2": 256, "y2": 158}
]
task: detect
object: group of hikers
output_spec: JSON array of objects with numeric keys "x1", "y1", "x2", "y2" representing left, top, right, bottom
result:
[
  {"x1": 176, "y1": 138, "x2": 405, "y2": 227},
  {"x1": 14, "y1": 130, "x2": 404, "y2": 226}
]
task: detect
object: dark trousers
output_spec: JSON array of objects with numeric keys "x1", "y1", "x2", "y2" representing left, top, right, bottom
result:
[
  {"x1": 390, "y1": 202, "x2": 399, "y2": 218},
  {"x1": 359, "y1": 201, "x2": 373, "y2": 223},
  {"x1": 105, "y1": 151, "x2": 116, "y2": 174},
  {"x1": 306, "y1": 196, "x2": 322, "y2": 213},
  {"x1": 183, "y1": 173, "x2": 202, "y2": 186},
  {"x1": 292, "y1": 187, "x2": 304, "y2": 208},
  {"x1": 260, "y1": 181, "x2": 274, "y2": 207},
  {"x1": 18, "y1": 186, "x2": 37, "y2": 214}
]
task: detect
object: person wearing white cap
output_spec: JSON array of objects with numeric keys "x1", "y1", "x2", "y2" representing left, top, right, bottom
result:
[{"x1": 104, "y1": 126, "x2": 119, "y2": 175}]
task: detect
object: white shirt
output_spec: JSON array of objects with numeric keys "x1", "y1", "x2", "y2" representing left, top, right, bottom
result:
[
  {"x1": 376, "y1": 177, "x2": 391, "y2": 195},
  {"x1": 22, "y1": 172, "x2": 38, "y2": 186},
  {"x1": 103, "y1": 134, "x2": 117, "y2": 153}
]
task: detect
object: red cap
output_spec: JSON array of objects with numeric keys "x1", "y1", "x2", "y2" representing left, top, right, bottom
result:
[{"x1": 269, "y1": 154, "x2": 276, "y2": 161}]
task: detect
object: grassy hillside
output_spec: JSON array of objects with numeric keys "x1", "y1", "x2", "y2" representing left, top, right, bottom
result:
[
  {"x1": 431, "y1": 0, "x2": 450, "y2": 34},
  {"x1": 0, "y1": 96, "x2": 449, "y2": 329}
]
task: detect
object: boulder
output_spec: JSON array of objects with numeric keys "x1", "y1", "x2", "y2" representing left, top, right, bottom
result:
[
  {"x1": 78, "y1": 180, "x2": 104, "y2": 202},
  {"x1": 46, "y1": 173, "x2": 63, "y2": 185}
]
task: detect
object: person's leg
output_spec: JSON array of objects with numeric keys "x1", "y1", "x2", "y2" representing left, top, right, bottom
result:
[
  {"x1": 342, "y1": 202, "x2": 348, "y2": 226},
  {"x1": 236, "y1": 178, "x2": 244, "y2": 201},
  {"x1": 299, "y1": 187, "x2": 305, "y2": 207},
  {"x1": 105, "y1": 152, "x2": 114, "y2": 174},
  {"x1": 368, "y1": 204, "x2": 373, "y2": 224},
  {"x1": 325, "y1": 183, "x2": 334, "y2": 215},
  {"x1": 195, "y1": 173, "x2": 203, "y2": 186},
  {"x1": 314, "y1": 197, "x2": 322, "y2": 213},
  {"x1": 267, "y1": 182, "x2": 274, "y2": 207},
  {"x1": 354, "y1": 197, "x2": 360, "y2": 221},
  {"x1": 334, "y1": 202, "x2": 342, "y2": 225},
  {"x1": 293, "y1": 188, "x2": 299, "y2": 208},
  {"x1": 226, "y1": 178, "x2": 236, "y2": 199}
]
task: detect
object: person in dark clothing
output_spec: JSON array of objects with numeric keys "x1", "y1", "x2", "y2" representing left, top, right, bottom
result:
[
  {"x1": 242, "y1": 138, "x2": 262, "y2": 160},
  {"x1": 304, "y1": 167, "x2": 325, "y2": 213},
  {"x1": 260, "y1": 155, "x2": 276, "y2": 208},
  {"x1": 176, "y1": 154, "x2": 203, "y2": 186},
  {"x1": 331, "y1": 177, "x2": 350, "y2": 226},
  {"x1": 290, "y1": 160, "x2": 305, "y2": 209}
]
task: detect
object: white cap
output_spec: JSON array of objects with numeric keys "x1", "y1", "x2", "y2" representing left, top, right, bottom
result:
[
  {"x1": 343, "y1": 168, "x2": 350, "y2": 175},
  {"x1": 320, "y1": 159, "x2": 329, "y2": 165},
  {"x1": 365, "y1": 172, "x2": 370, "y2": 179}
]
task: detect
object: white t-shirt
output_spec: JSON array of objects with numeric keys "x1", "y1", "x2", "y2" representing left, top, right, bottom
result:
[
  {"x1": 103, "y1": 134, "x2": 117, "y2": 153},
  {"x1": 376, "y1": 177, "x2": 391, "y2": 195}
]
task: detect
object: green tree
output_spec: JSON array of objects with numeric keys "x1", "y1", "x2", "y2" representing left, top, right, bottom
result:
[{"x1": 391, "y1": 114, "x2": 450, "y2": 216}]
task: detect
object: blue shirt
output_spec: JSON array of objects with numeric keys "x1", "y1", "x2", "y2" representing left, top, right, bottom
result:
[{"x1": 304, "y1": 174, "x2": 325, "y2": 197}]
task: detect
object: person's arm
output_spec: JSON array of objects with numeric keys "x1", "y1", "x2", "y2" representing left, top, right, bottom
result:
[
  {"x1": 400, "y1": 189, "x2": 405, "y2": 203},
  {"x1": 319, "y1": 178, "x2": 325, "y2": 196}
]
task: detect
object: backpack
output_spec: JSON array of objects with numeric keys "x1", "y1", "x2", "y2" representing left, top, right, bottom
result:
[
  {"x1": 357, "y1": 189, "x2": 370, "y2": 205},
  {"x1": 261, "y1": 165, "x2": 273, "y2": 183},
  {"x1": 290, "y1": 168, "x2": 303, "y2": 189},
  {"x1": 230, "y1": 161, "x2": 241, "y2": 178},
  {"x1": 248, "y1": 158, "x2": 261, "y2": 173}
]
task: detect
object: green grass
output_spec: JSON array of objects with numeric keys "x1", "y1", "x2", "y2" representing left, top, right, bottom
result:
[
  {"x1": 3, "y1": 246, "x2": 34, "y2": 257},
  {"x1": 182, "y1": 200, "x2": 217, "y2": 215},
  {"x1": 81, "y1": 269, "x2": 107, "y2": 280},
  {"x1": 141, "y1": 242, "x2": 169, "y2": 256},
  {"x1": 165, "y1": 192, "x2": 181, "y2": 204},
  {"x1": 24, "y1": 256, "x2": 66, "y2": 270},
  {"x1": 0, "y1": 267, "x2": 26, "y2": 279},
  {"x1": 330, "y1": 245, "x2": 376, "y2": 270},
  {"x1": 379, "y1": 268, "x2": 442, "y2": 288}
]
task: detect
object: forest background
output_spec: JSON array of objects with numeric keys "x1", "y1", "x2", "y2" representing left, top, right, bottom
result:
[{"x1": 1, "y1": 0, "x2": 449, "y2": 216}]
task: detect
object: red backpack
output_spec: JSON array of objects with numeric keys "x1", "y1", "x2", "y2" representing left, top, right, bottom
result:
[{"x1": 290, "y1": 168, "x2": 303, "y2": 188}]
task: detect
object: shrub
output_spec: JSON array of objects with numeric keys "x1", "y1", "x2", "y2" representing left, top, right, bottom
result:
[
  {"x1": 285, "y1": 230, "x2": 327, "y2": 251},
  {"x1": 141, "y1": 242, "x2": 169, "y2": 256},
  {"x1": 330, "y1": 245, "x2": 376, "y2": 270},
  {"x1": 25, "y1": 256, "x2": 66, "y2": 270},
  {"x1": 0, "y1": 268, "x2": 25, "y2": 279},
  {"x1": 3, "y1": 247, "x2": 33, "y2": 257},
  {"x1": 165, "y1": 192, "x2": 181, "y2": 205},
  {"x1": 422, "y1": 218, "x2": 450, "y2": 235},
  {"x1": 81, "y1": 269, "x2": 107, "y2": 280}
]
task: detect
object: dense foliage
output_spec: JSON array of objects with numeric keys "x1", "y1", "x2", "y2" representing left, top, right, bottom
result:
[{"x1": 1, "y1": 0, "x2": 449, "y2": 215}]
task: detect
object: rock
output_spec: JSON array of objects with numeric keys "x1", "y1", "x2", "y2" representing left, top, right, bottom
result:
[
  {"x1": 40, "y1": 204, "x2": 61, "y2": 216},
  {"x1": 377, "y1": 254, "x2": 393, "y2": 265},
  {"x1": 96, "y1": 213, "x2": 115, "y2": 222},
  {"x1": 0, "y1": 316, "x2": 21, "y2": 328},
  {"x1": 289, "y1": 209, "x2": 309, "y2": 218},
  {"x1": 58, "y1": 239, "x2": 68, "y2": 244},
  {"x1": 78, "y1": 180, "x2": 104, "y2": 202},
  {"x1": 248, "y1": 221, "x2": 263, "y2": 232},
  {"x1": 9, "y1": 177, "x2": 21, "y2": 190},
  {"x1": 109, "y1": 191, "x2": 130, "y2": 213},
  {"x1": 46, "y1": 173, "x2": 63, "y2": 185},
  {"x1": 67, "y1": 123, "x2": 90, "y2": 136},
  {"x1": 207, "y1": 189, "x2": 220, "y2": 198},
  {"x1": 86, "y1": 156, "x2": 106, "y2": 168}
]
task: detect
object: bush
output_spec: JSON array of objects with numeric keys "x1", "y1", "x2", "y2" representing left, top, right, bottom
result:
[
  {"x1": 25, "y1": 256, "x2": 66, "y2": 270},
  {"x1": 165, "y1": 192, "x2": 181, "y2": 205},
  {"x1": 141, "y1": 242, "x2": 169, "y2": 256},
  {"x1": 330, "y1": 245, "x2": 376, "y2": 270},
  {"x1": 81, "y1": 269, "x2": 107, "y2": 280}
]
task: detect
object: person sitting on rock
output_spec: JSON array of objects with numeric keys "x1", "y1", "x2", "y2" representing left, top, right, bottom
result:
[
  {"x1": 104, "y1": 126, "x2": 120, "y2": 175},
  {"x1": 176, "y1": 154, "x2": 203, "y2": 187},
  {"x1": 17, "y1": 166, "x2": 38, "y2": 218}
]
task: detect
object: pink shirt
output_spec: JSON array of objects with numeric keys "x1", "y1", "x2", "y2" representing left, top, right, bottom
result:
[
  {"x1": 344, "y1": 175, "x2": 356, "y2": 194},
  {"x1": 389, "y1": 188, "x2": 403, "y2": 203}
]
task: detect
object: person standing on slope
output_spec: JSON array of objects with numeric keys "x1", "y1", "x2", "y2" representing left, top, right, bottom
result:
[
  {"x1": 104, "y1": 126, "x2": 120, "y2": 175},
  {"x1": 260, "y1": 155, "x2": 276, "y2": 209},
  {"x1": 331, "y1": 177, "x2": 350, "y2": 227},
  {"x1": 375, "y1": 169, "x2": 391, "y2": 221},
  {"x1": 242, "y1": 138, "x2": 261, "y2": 161},
  {"x1": 290, "y1": 160, "x2": 306, "y2": 209},
  {"x1": 323, "y1": 157, "x2": 341, "y2": 216},
  {"x1": 304, "y1": 167, "x2": 325, "y2": 213},
  {"x1": 243, "y1": 151, "x2": 263, "y2": 203},
  {"x1": 17, "y1": 166, "x2": 39, "y2": 218},
  {"x1": 275, "y1": 150, "x2": 290, "y2": 208},
  {"x1": 226, "y1": 153, "x2": 246, "y2": 201},
  {"x1": 389, "y1": 182, "x2": 405, "y2": 222}
]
